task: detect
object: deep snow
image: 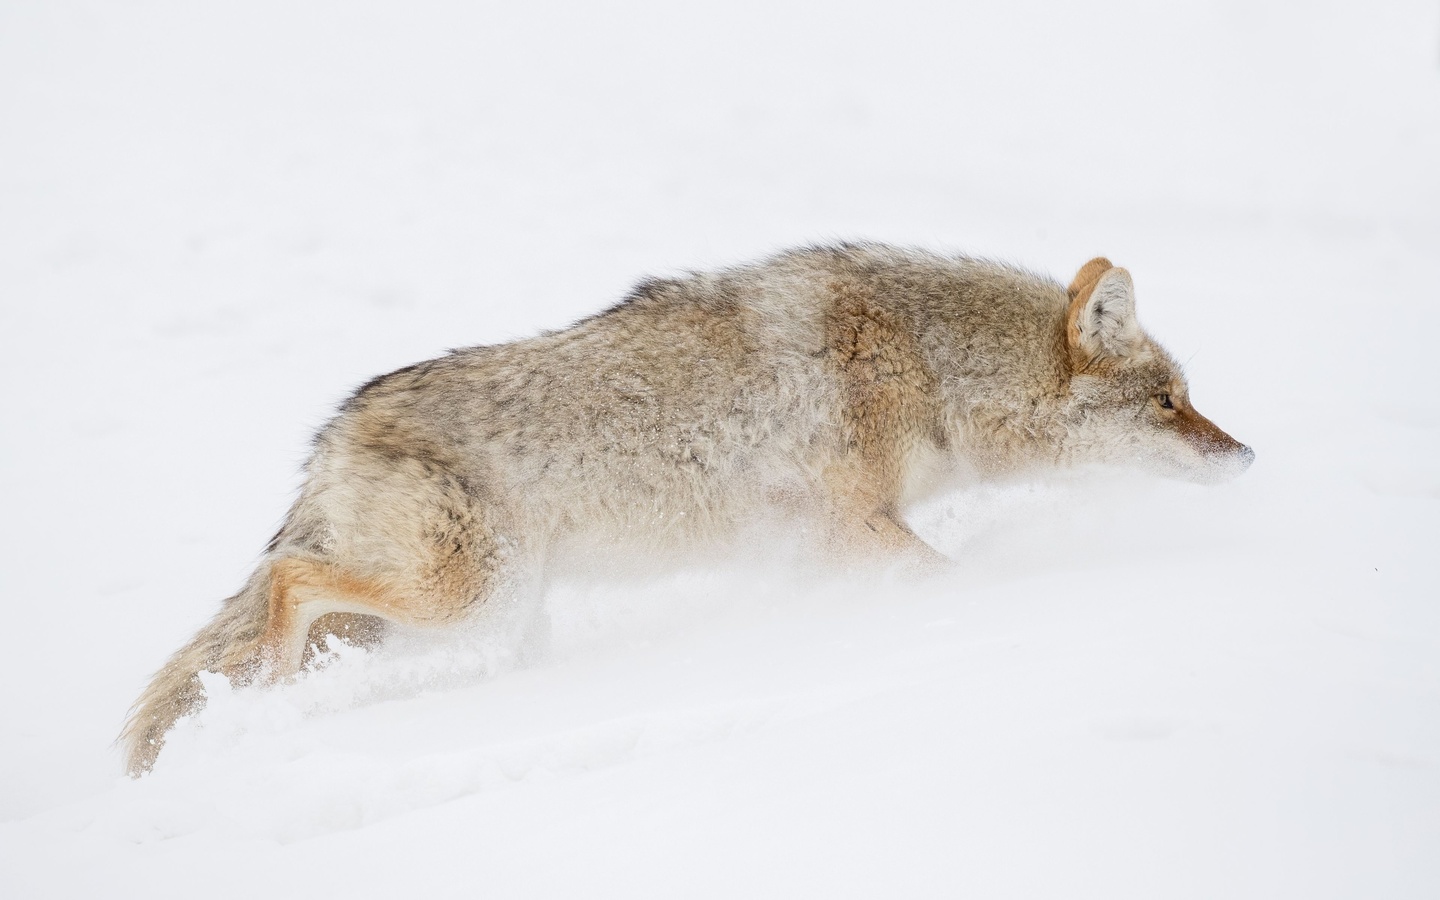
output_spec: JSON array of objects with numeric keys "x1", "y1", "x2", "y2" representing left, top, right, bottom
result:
[{"x1": 2, "y1": 1, "x2": 1438, "y2": 897}]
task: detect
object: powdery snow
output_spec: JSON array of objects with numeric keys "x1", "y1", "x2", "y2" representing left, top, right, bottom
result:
[{"x1": 2, "y1": 1, "x2": 1438, "y2": 897}]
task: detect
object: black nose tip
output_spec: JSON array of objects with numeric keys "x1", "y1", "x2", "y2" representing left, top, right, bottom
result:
[{"x1": 1239, "y1": 444, "x2": 1255, "y2": 467}]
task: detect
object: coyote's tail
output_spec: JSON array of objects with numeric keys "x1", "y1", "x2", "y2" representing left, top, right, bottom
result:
[{"x1": 119, "y1": 563, "x2": 274, "y2": 777}]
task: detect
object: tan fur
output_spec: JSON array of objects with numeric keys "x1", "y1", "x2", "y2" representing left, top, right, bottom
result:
[
  {"x1": 120, "y1": 243, "x2": 1252, "y2": 775},
  {"x1": 1170, "y1": 403, "x2": 1249, "y2": 458},
  {"x1": 1066, "y1": 256, "x2": 1112, "y2": 360},
  {"x1": 261, "y1": 559, "x2": 424, "y2": 673},
  {"x1": 1067, "y1": 257, "x2": 1112, "y2": 297},
  {"x1": 820, "y1": 278, "x2": 947, "y2": 564}
]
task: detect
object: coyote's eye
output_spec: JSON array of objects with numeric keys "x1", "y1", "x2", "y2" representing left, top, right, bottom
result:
[{"x1": 1156, "y1": 393, "x2": 1174, "y2": 410}]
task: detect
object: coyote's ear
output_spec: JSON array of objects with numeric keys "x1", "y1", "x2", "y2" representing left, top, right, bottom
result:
[
  {"x1": 1066, "y1": 262, "x2": 1142, "y2": 361},
  {"x1": 1067, "y1": 257, "x2": 1113, "y2": 300}
]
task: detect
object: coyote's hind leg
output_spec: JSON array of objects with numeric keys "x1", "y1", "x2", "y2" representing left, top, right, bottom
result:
[{"x1": 254, "y1": 546, "x2": 510, "y2": 678}]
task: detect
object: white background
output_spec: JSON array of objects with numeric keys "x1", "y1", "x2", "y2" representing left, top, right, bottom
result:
[{"x1": 2, "y1": 1, "x2": 1437, "y2": 896}]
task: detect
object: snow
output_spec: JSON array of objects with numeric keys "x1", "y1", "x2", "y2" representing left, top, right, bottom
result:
[{"x1": 2, "y1": 1, "x2": 1438, "y2": 896}]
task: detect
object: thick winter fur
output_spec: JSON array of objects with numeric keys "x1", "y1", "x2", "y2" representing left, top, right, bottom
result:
[{"x1": 121, "y1": 243, "x2": 1252, "y2": 775}]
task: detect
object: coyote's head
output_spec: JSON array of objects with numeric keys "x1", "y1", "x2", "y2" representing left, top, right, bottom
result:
[{"x1": 1059, "y1": 258, "x2": 1254, "y2": 484}]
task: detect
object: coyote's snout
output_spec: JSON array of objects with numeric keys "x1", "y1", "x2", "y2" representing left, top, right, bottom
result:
[
  {"x1": 1061, "y1": 257, "x2": 1253, "y2": 484},
  {"x1": 121, "y1": 243, "x2": 1251, "y2": 775}
]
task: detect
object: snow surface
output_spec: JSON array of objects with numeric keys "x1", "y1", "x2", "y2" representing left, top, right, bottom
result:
[{"x1": 2, "y1": 1, "x2": 1439, "y2": 897}]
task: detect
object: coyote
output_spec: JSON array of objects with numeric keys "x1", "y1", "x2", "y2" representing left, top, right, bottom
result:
[{"x1": 121, "y1": 244, "x2": 1252, "y2": 775}]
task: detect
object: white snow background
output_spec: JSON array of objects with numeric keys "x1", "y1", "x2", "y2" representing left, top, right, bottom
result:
[{"x1": 2, "y1": 1, "x2": 1438, "y2": 897}]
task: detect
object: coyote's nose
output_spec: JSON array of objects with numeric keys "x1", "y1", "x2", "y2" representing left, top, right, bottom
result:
[{"x1": 1238, "y1": 444, "x2": 1255, "y2": 469}]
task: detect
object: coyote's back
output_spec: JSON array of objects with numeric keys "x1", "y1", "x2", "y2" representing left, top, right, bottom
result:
[{"x1": 122, "y1": 243, "x2": 1251, "y2": 775}]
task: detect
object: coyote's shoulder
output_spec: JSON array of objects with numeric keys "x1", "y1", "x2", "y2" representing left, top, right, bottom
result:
[{"x1": 120, "y1": 243, "x2": 1252, "y2": 776}]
